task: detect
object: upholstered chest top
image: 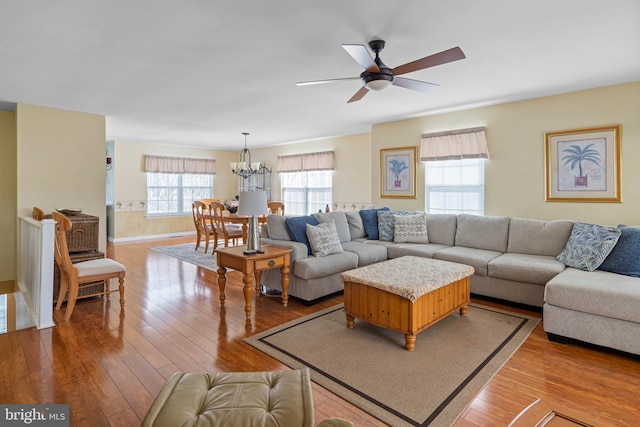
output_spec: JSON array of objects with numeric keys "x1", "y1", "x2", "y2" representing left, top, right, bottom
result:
[{"x1": 341, "y1": 256, "x2": 474, "y2": 302}]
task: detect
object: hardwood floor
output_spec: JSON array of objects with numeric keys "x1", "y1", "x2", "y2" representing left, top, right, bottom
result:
[{"x1": 1, "y1": 235, "x2": 639, "y2": 426}]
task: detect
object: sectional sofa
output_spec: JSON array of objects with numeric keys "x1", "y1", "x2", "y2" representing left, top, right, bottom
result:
[{"x1": 259, "y1": 209, "x2": 640, "y2": 356}]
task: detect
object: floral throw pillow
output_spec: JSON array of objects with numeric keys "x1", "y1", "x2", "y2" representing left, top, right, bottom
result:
[
  {"x1": 556, "y1": 222, "x2": 621, "y2": 271},
  {"x1": 306, "y1": 220, "x2": 344, "y2": 257},
  {"x1": 394, "y1": 214, "x2": 428, "y2": 244}
]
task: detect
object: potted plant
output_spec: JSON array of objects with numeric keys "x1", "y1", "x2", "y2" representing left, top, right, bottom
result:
[
  {"x1": 388, "y1": 159, "x2": 408, "y2": 187},
  {"x1": 561, "y1": 143, "x2": 601, "y2": 187}
]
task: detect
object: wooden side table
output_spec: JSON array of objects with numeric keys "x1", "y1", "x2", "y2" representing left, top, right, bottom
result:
[{"x1": 215, "y1": 245, "x2": 292, "y2": 317}]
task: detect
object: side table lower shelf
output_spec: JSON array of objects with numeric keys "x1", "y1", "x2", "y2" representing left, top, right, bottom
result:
[{"x1": 53, "y1": 250, "x2": 105, "y2": 303}]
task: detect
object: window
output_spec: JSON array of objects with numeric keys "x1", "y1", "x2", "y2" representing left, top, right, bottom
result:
[
  {"x1": 147, "y1": 173, "x2": 213, "y2": 215},
  {"x1": 420, "y1": 126, "x2": 488, "y2": 216},
  {"x1": 281, "y1": 171, "x2": 332, "y2": 215},
  {"x1": 426, "y1": 159, "x2": 485, "y2": 215}
]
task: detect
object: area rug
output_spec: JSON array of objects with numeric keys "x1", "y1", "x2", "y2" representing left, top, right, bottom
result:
[
  {"x1": 245, "y1": 303, "x2": 539, "y2": 427},
  {"x1": 151, "y1": 243, "x2": 218, "y2": 271}
]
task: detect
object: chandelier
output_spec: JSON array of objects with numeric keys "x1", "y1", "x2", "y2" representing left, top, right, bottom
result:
[{"x1": 230, "y1": 132, "x2": 260, "y2": 179}]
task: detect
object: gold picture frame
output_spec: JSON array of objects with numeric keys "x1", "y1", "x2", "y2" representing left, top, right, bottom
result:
[
  {"x1": 545, "y1": 125, "x2": 621, "y2": 202},
  {"x1": 380, "y1": 146, "x2": 417, "y2": 199}
]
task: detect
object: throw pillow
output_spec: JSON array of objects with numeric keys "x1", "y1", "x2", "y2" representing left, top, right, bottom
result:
[
  {"x1": 359, "y1": 207, "x2": 389, "y2": 240},
  {"x1": 313, "y1": 212, "x2": 351, "y2": 242},
  {"x1": 556, "y1": 222, "x2": 621, "y2": 272},
  {"x1": 598, "y1": 225, "x2": 640, "y2": 277},
  {"x1": 345, "y1": 211, "x2": 366, "y2": 239},
  {"x1": 285, "y1": 215, "x2": 320, "y2": 255},
  {"x1": 377, "y1": 210, "x2": 414, "y2": 242},
  {"x1": 394, "y1": 214, "x2": 428, "y2": 244},
  {"x1": 306, "y1": 220, "x2": 344, "y2": 257}
]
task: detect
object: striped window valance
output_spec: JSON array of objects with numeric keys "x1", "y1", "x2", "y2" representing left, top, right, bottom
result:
[
  {"x1": 277, "y1": 150, "x2": 335, "y2": 172},
  {"x1": 420, "y1": 126, "x2": 489, "y2": 161},
  {"x1": 144, "y1": 155, "x2": 216, "y2": 174}
]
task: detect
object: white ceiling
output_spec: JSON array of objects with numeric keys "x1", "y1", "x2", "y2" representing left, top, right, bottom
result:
[{"x1": 1, "y1": 0, "x2": 638, "y2": 150}]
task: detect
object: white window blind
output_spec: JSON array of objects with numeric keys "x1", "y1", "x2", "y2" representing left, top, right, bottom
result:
[
  {"x1": 144, "y1": 155, "x2": 217, "y2": 174},
  {"x1": 420, "y1": 127, "x2": 489, "y2": 161}
]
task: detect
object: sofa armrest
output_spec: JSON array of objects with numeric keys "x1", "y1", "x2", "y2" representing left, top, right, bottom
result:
[{"x1": 261, "y1": 238, "x2": 309, "y2": 261}]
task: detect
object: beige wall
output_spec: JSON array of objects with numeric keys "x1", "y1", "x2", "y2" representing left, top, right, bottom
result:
[
  {"x1": 111, "y1": 141, "x2": 239, "y2": 239},
  {"x1": 0, "y1": 111, "x2": 17, "y2": 281},
  {"x1": 252, "y1": 133, "x2": 373, "y2": 204},
  {"x1": 112, "y1": 133, "x2": 373, "y2": 239},
  {"x1": 372, "y1": 81, "x2": 640, "y2": 225},
  {"x1": 16, "y1": 104, "x2": 108, "y2": 251}
]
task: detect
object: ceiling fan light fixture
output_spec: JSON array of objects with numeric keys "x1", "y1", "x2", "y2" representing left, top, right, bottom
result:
[
  {"x1": 364, "y1": 77, "x2": 393, "y2": 91},
  {"x1": 361, "y1": 71, "x2": 394, "y2": 91}
]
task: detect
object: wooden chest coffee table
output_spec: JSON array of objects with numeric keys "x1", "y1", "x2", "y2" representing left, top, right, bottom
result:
[{"x1": 341, "y1": 256, "x2": 474, "y2": 351}]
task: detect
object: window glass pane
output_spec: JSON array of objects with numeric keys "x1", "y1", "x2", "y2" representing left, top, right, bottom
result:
[
  {"x1": 281, "y1": 171, "x2": 332, "y2": 215},
  {"x1": 425, "y1": 159, "x2": 484, "y2": 215},
  {"x1": 146, "y1": 173, "x2": 213, "y2": 215}
]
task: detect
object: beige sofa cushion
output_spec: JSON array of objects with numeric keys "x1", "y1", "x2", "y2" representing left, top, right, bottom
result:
[
  {"x1": 426, "y1": 214, "x2": 457, "y2": 246},
  {"x1": 489, "y1": 253, "x2": 566, "y2": 285},
  {"x1": 545, "y1": 268, "x2": 640, "y2": 324},
  {"x1": 507, "y1": 218, "x2": 574, "y2": 256},
  {"x1": 432, "y1": 246, "x2": 502, "y2": 276},
  {"x1": 454, "y1": 214, "x2": 510, "y2": 252},
  {"x1": 294, "y1": 251, "x2": 358, "y2": 280}
]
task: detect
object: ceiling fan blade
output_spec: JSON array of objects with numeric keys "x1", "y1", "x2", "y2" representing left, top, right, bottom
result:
[
  {"x1": 296, "y1": 77, "x2": 360, "y2": 86},
  {"x1": 343, "y1": 44, "x2": 379, "y2": 72},
  {"x1": 392, "y1": 77, "x2": 439, "y2": 93},
  {"x1": 347, "y1": 86, "x2": 369, "y2": 103},
  {"x1": 392, "y1": 47, "x2": 465, "y2": 76}
]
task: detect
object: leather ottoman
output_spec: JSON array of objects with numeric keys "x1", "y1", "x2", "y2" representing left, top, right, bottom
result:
[{"x1": 141, "y1": 368, "x2": 353, "y2": 427}]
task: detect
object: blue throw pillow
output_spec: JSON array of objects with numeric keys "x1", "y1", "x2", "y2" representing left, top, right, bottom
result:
[
  {"x1": 285, "y1": 215, "x2": 319, "y2": 255},
  {"x1": 598, "y1": 226, "x2": 640, "y2": 277},
  {"x1": 556, "y1": 222, "x2": 621, "y2": 272},
  {"x1": 359, "y1": 207, "x2": 389, "y2": 240}
]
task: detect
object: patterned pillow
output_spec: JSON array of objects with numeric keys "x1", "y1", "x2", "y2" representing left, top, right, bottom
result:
[
  {"x1": 598, "y1": 225, "x2": 640, "y2": 277},
  {"x1": 394, "y1": 214, "x2": 428, "y2": 244},
  {"x1": 359, "y1": 207, "x2": 389, "y2": 240},
  {"x1": 377, "y1": 210, "x2": 414, "y2": 242},
  {"x1": 556, "y1": 222, "x2": 621, "y2": 271},
  {"x1": 306, "y1": 220, "x2": 344, "y2": 257}
]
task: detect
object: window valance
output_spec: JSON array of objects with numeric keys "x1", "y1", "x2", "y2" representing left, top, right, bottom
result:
[
  {"x1": 144, "y1": 155, "x2": 216, "y2": 174},
  {"x1": 277, "y1": 150, "x2": 335, "y2": 172},
  {"x1": 420, "y1": 126, "x2": 489, "y2": 161}
]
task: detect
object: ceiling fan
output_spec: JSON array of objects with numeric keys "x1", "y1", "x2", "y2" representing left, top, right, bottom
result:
[{"x1": 296, "y1": 40, "x2": 465, "y2": 103}]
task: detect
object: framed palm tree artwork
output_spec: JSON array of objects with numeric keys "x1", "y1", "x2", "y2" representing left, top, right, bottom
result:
[
  {"x1": 380, "y1": 146, "x2": 416, "y2": 198},
  {"x1": 545, "y1": 125, "x2": 621, "y2": 202}
]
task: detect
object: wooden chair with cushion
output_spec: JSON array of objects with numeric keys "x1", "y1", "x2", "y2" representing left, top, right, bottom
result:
[
  {"x1": 268, "y1": 201, "x2": 285, "y2": 215},
  {"x1": 192, "y1": 201, "x2": 215, "y2": 253},
  {"x1": 209, "y1": 201, "x2": 243, "y2": 250},
  {"x1": 52, "y1": 212, "x2": 126, "y2": 321}
]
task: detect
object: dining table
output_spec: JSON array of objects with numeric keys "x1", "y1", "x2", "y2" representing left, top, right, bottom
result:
[{"x1": 222, "y1": 213, "x2": 267, "y2": 242}]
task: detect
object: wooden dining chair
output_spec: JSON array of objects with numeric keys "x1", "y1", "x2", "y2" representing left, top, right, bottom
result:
[
  {"x1": 267, "y1": 201, "x2": 285, "y2": 215},
  {"x1": 52, "y1": 212, "x2": 126, "y2": 321},
  {"x1": 32, "y1": 206, "x2": 45, "y2": 220},
  {"x1": 192, "y1": 201, "x2": 215, "y2": 253},
  {"x1": 209, "y1": 201, "x2": 243, "y2": 250}
]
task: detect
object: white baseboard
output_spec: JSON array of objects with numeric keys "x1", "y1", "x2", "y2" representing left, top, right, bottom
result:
[{"x1": 108, "y1": 231, "x2": 197, "y2": 243}]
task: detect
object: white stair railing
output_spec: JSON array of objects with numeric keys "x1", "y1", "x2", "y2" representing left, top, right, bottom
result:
[{"x1": 17, "y1": 216, "x2": 55, "y2": 329}]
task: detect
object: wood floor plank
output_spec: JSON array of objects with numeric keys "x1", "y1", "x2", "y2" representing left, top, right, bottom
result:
[{"x1": 1, "y1": 235, "x2": 639, "y2": 426}]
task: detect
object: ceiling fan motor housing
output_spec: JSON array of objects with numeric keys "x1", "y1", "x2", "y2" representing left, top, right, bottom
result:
[{"x1": 361, "y1": 40, "x2": 394, "y2": 90}]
